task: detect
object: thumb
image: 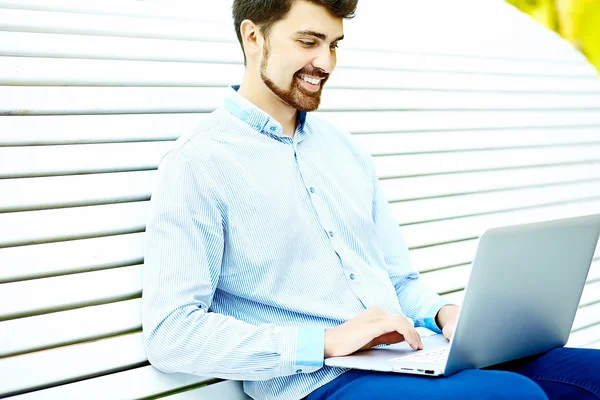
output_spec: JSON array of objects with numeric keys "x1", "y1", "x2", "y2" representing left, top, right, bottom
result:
[{"x1": 442, "y1": 323, "x2": 455, "y2": 341}]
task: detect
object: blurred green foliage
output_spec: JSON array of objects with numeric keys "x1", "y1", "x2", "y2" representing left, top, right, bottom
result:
[{"x1": 506, "y1": 0, "x2": 600, "y2": 72}]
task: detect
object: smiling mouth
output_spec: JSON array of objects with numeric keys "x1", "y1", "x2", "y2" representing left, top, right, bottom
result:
[{"x1": 297, "y1": 74, "x2": 325, "y2": 92}]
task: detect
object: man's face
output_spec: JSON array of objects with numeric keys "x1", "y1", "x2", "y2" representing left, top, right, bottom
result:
[{"x1": 258, "y1": 1, "x2": 344, "y2": 112}]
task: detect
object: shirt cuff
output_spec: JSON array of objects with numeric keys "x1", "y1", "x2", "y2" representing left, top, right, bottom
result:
[
  {"x1": 280, "y1": 326, "x2": 324, "y2": 376},
  {"x1": 419, "y1": 298, "x2": 453, "y2": 334}
]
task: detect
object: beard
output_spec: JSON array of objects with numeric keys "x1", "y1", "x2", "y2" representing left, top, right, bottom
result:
[{"x1": 260, "y1": 42, "x2": 329, "y2": 112}]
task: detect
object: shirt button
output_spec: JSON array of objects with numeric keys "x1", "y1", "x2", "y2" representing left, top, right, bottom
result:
[
  {"x1": 350, "y1": 273, "x2": 356, "y2": 280},
  {"x1": 296, "y1": 369, "x2": 303, "y2": 374},
  {"x1": 269, "y1": 126, "x2": 276, "y2": 131},
  {"x1": 309, "y1": 187, "x2": 315, "y2": 194},
  {"x1": 328, "y1": 231, "x2": 334, "y2": 237}
]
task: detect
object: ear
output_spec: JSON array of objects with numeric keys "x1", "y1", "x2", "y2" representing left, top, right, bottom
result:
[{"x1": 240, "y1": 19, "x2": 262, "y2": 59}]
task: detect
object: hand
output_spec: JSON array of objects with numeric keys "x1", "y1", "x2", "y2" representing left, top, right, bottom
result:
[
  {"x1": 324, "y1": 306, "x2": 423, "y2": 358},
  {"x1": 435, "y1": 305, "x2": 460, "y2": 341}
]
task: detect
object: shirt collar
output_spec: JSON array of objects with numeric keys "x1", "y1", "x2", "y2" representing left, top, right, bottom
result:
[{"x1": 224, "y1": 85, "x2": 307, "y2": 140}]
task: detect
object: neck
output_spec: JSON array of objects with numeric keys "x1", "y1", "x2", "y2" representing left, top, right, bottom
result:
[{"x1": 238, "y1": 71, "x2": 298, "y2": 137}]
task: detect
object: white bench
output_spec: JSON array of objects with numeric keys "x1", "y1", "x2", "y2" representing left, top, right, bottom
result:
[{"x1": 1, "y1": 0, "x2": 600, "y2": 398}]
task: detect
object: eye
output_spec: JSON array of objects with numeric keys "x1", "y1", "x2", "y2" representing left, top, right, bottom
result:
[
  {"x1": 299, "y1": 40, "x2": 315, "y2": 47},
  {"x1": 330, "y1": 43, "x2": 339, "y2": 50}
]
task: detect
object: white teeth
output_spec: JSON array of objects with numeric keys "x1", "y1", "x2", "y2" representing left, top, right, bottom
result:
[{"x1": 300, "y1": 75, "x2": 321, "y2": 85}]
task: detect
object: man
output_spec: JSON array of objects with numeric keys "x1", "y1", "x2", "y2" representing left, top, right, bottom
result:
[{"x1": 142, "y1": 1, "x2": 600, "y2": 399}]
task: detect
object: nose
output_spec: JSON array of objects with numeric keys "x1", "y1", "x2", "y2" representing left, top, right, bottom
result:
[{"x1": 312, "y1": 46, "x2": 336, "y2": 74}]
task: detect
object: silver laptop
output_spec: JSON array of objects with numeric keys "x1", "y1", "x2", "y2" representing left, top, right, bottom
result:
[{"x1": 325, "y1": 214, "x2": 600, "y2": 377}]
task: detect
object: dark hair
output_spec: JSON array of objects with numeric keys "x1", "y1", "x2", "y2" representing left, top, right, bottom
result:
[{"x1": 232, "y1": 0, "x2": 358, "y2": 62}]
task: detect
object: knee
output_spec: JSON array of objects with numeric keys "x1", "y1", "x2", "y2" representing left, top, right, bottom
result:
[{"x1": 458, "y1": 370, "x2": 548, "y2": 400}]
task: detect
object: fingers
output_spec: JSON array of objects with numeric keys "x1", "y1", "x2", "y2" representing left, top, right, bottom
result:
[{"x1": 391, "y1": 315, "x2": 422, "y2": 350}]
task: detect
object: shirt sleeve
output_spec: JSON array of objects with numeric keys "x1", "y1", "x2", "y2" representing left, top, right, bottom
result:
[
  {"x1": 370, "y1": 168, "x2": 452, "y2": 333},
  {"x1": 142, "y1": 148, "x2": 324, "y2": 381}
]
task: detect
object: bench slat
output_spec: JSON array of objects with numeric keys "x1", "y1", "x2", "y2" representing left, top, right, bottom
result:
[
  {"x1": 381, "y1": 163, "x2": 600, "y2": 202},
  {"x1": 356, "y1": 127, "x2": 600, "y2": 156},
  {"x1": 2, "y1": 198, "x2": 598, "y2": 251},
  {"x1": 3, "y1": 55, "x2": 599, "y2": 93},
  {"x1": 573, "y1": 302, "x2": 600, "y2": 331},
  {"x1": 167, "y1": 381, "x2": 250, "y2": 400},
  {"x1": 323, "y1": 111, "x2": 600, "y2": 134},
  {"x1": 0, "y1": 332, "x2": 147, "y2": 397},
  {"x1": 2, "y1": 111, "x2": 598, "y2": 144},
  {"x1": 4, "y1": 164, "x2": 600, "y2": 214},
  {"x1": 391, "y1": 181, "x2": 600, "y2": 225},
  {"x1": 0, "y1": 31, "x2": 592, "y2": 77},
  {"x1": 3, "y1": 143, "x2": 599, "y2": 180},
  {"x1": 0, "y1": 261, "x2": 464, "y2": 321},
  {"x1": 0, "y1": 142, "x2": 171, "y2": 178},
  {"x1": 5, "y1": 365, "x2": 211, "y2": 400},
  {"x1": 401, "y1": 199, "x2": 600, "y2": 248},
  {"x1": 0, "y1": 171, "x2": 155, "y2": 213},
  {"x1": 374, "y1": 145, "x2": 600, "y2": 179},
  {"x1": 0, "y1": 8, "x2": 234, "y2": 42},
  {"x1": 3, "y1": 86, "x2": 600, "y2": 115},
  {"x1": 568, "y1": 323, "x2": 600, "y2": 347},
  {"x1": 0, "y1": 0, "x2": 231, "y2": 22},
  {"x1": 0, "y1": 114, "x2": 205, "y2": 145},
  {"x1": 580, "y1": 279, "x2": 600, "y2": 307},
  {"x1": 0, "y1": 299, "x2": 141, "y2": 357},
  {"x1": 0, "y1": 202, "x2": 147, "y2": 247},
  {"x1": 0, "y1": 265, "x2": 141, "y2": 320},
  {"x1": 0, "y1": 233, "x2": 143, "y2": 283},
  {"x1": 0, "y1": 1, "x2": 587, "y2": 64}
]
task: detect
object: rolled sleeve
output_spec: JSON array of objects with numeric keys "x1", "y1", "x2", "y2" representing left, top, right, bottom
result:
[{"x1": 419, "y1": 298, "x2": 453, "y2": 334}]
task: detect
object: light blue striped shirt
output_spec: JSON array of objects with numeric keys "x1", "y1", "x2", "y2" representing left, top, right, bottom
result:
[{"x1": 142, "y1": 86, "x2": 450, "y2": 400}]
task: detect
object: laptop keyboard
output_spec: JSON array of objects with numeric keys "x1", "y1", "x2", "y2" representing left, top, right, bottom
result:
[{"x1": 391, "y1": 347, "x2": 449, "y2": 364}]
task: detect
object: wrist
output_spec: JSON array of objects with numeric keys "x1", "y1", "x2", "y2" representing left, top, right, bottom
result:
[{"x1": 435, "y1": 304, "x2": 459, "y2": 330}]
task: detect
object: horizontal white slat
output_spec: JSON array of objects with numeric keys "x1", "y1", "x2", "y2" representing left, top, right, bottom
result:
[
  {"x1": 580, "y1": 280, "x2": 600, "y2": 307},
  {"x1": 374, "y1": 145, "x2": 600, "y2": 179},
  {"x1": 0, "y1": 171, "x2": 156, "y2": 212},
  {"x1": 4, "y1": 115, "x2": 600, "y2": 148},
  {"x1": 2, "y1": 195, "x2": 598, "y2": 253},
  {"x1": 0, "y1": 31, "x2": 243, "y2": 63},
  {"x1": 411, "y1": 241, "x2": 477, "y2": 273},
  {"x1": 5, "y1": 159, "x2": 600, "y2": 215},
  {"x1": 585, "y1": 340, "x2": 600, "y2": 349},
  {"x1": 167, "y1": 381, "x2": 250, "y2": 400},
  {"x1": 573, "y1": 302, "x2": 600, "y2": 331},
  {"x1": 0, "y1": 232, "x2": 144, "y2": 283},
  {"x1": 0, "y1": 202, "x2": 147, "y2": 247},
  {"x1": 391, "y1": 181, "x2": 600, "y2": 225},
  {"x1": 3, "y1": 56, "x2": 599, "y2": 93},
  {"x1": 3, "y1": 142, "x2": 600, "y2": 180},
  {"x1": 356, "y1": 127, "x2": 600, "y2": 156},
  {"x1": 0, "y1": 0, "x2": 232, "y2": 22},
  {"x1": 381, "y1": 163, "x2": 600, "y2": 202},
  {"x1": 0, "y1": 113, "x2": 204, "y2": 145},
  {"x1": 5, "y1": 365, "x2": 211, "y2": 400},
  {"x1": 568, "y1": 323, "x2": 600, "y2": 347},
  {"x1": 401, "y1": 200, "x2": 600, "y2": 248},
  {"x1": 0, "y1": 142, "x2": 171, "y2": 178},
  {"x1": 5, "y1": 163, "x2": 600, "y2": 215},
  {"x1": 0, "y1": 299, "x2": 141, "y2": 357},
  {"x1": 0, "y1": 332, "x2": 147, "y2": 397},
  {"x1": 0, "y1": 0, "x2": 587, "y2": 64},
  {"x1": 0, "y1": 30, "x2": 592, "y2": 77},
  {"x1": 0, "y1": 264, "x2": 141, "y2": 320},
  {"x1": 0, "y1": 8, "x2": 235, "y2": 42},
  {"x1": 4, "y1": 86, "x2": 600, "y2": 115},
  {"x1": 322, "y1": 111, "x2": 600, "y2": 134},
  {"x1": 419, "y1": 264, "x2": 471, "y2": 295}
]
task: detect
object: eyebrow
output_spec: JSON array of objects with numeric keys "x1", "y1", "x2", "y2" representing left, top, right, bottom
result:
[{"x1": 295, "y1": 30, "x2": 344, "y2": 42}]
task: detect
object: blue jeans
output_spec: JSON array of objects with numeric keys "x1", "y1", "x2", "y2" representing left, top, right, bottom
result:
[{"x1": 307, "y1": 348, "x2": 600, "y2": 399}]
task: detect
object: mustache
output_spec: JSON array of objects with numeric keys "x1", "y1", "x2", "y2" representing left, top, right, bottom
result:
[{"x1": 296, "y1": 67, "x2": 329, "y2": 79}]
